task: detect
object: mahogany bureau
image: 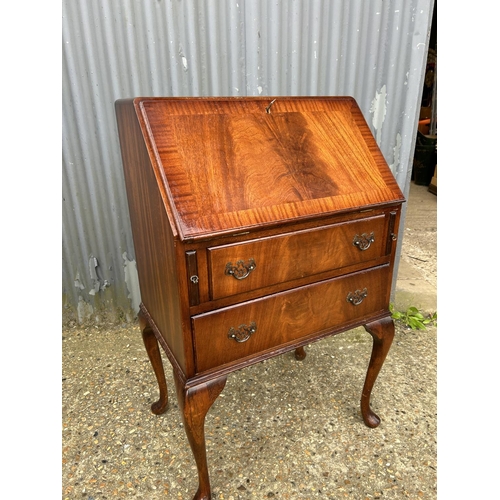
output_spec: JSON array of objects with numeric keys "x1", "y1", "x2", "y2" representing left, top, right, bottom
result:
[{"x1": 115, "y1": 96, "x2": 405, "y2": 499}]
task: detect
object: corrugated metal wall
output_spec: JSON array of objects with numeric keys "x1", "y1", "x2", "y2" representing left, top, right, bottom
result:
[{"x1": 62, "y1": 0, "x2": 435, "y2": 324}]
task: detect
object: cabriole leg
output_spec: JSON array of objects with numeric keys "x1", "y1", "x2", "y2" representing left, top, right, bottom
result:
[
  {"x1": 361, "y1": 317, "x2": 395, "y2": 428},
  {"x1": 139, "y1": 310, "x2": 169, "y2": 415},
  {"x1": 294, "y1": 346, "x2": 307, "y2": 360},
  {"x1": 173, "y1": 373, "x2": 227, "y2": 500}
]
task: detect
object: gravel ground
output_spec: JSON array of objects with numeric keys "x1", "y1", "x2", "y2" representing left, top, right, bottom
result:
[
  {"x1": 62, "y1": 183, "x2": 437, "y2": 499},
  {"x1": 62, "y1": 321, "x2": 436, "y2": 500}
]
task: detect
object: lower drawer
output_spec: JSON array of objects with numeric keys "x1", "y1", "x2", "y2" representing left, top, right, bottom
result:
[{"x1": 192, "y1": 265, "x2": 390, "y2": 373}]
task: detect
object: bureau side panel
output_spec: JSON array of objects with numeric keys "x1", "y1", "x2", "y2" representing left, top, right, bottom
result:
[{"x1": 115, "y1": 99, "x2": 190, "y2": 375}]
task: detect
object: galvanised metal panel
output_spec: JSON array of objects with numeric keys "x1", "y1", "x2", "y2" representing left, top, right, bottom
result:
[{"x1": 62, "y1": 0, "x2": 435, "y2": 323}]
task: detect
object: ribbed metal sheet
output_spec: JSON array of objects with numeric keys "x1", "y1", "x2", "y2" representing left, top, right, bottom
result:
[{"x1": 62, "y1": 0, "x2": 435, "y2": 323}]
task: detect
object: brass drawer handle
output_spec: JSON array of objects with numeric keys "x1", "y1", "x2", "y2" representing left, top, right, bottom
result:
[
  {"x1": 228, "y1": 322, "x2": 257, "y2": 343},
  {"x1": 353, "y1": 232, "x2": 375, "y2": 251},
  {"x1": 346, "y1": 288, "x2": 368, "y2": 306},
  {"x1": 225, "y1": 258, "x2": 256, "y2": 280}
]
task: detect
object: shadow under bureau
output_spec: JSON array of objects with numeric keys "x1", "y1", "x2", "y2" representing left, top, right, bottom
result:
[{"x1": 115, "y1": 96, "x2": 405, "y2": 500}]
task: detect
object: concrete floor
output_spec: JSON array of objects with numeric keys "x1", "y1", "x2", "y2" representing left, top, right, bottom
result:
[
  {"x1": 394, "y1": 183, "x2": 437, "y2": 315},
  {"x1": 62, "y1": 182, "x2": 437, "y2": 499}
]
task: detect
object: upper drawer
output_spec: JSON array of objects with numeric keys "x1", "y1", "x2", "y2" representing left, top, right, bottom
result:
[{"x1": 208, "y1": 214, "x2": 387, "y2": 300}]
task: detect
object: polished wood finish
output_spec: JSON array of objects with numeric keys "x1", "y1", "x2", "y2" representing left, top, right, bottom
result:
[
  {"x1": 139, "y1": 310, "x2": 168, "y2": 415},
  {"x1": 174, "y1": 373, "x2": 227, "y2": 500},
  {"x1": 115, "y1": 99, "x2": 192, "y2": 375},
  {"x1": 133, "y1": 97, "x2": 403, "y2": 240},
  {"x1": 193, "y1": 265, "x2": 390, "y2": 373},
  {"x1": 115, "y1": 96, "x2": 405, "y2": 499},
  {"x1": 208, "y1": 214, "x2": 388, "y2": 300},
  {"x1": 362, "y1": 317, "x2": 396, "y2": 428},
  {"x1": 294, "y1": 346, "x2": 307, "y2": 361}
]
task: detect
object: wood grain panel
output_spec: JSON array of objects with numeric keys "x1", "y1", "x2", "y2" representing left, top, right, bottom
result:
[
  {"x1": 208, "y1": 214, "x2": 387, "y2": 300},
  {"x1": 193, "y1": 265, "x2": 390, "y2": 373},
  {"x1": 115, "y1": 99, "x2": 192, "y2": 375},
  {"x1": 136, "y1": 97, "x2": 404, "y2": 240}
]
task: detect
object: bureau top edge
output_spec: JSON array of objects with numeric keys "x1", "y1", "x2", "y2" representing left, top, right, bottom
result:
[{"x1": 180, "y1": 201, "x2": 404, "y2": 245}]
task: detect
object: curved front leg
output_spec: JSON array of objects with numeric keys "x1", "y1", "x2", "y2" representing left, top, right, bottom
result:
[
  {"x1": 174, "y1": 372, "x2": 227, "y2": 500},
  {"x1": 139, "y1": 310, "x2": 168, "y2": 415},
  {"x1": 361, "y1": 317, "x2": 395, "y2": 428}
]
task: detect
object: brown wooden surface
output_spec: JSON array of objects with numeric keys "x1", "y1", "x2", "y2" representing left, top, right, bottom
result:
[
  {"x1": 115, "y1": 99, "x2": 192, "y2": 375},
  {"x1": 193, "y1": 265, "x2": 390, "y2": 373},
  {"x1": 294, "y1": 346, "x2": 307, "y2": 361},
  {"x1": 139, "y1": 310, "x2": 169, "y2": 415},
  {"x1": 134, "y1": 97, "x2": 404, "y2": 241},
  {"x1": 116, "y1": 96, "x2": 405, "y2": 499},
  {"x1": 174, "y1": 372, "x2": 227, "y2": 500},
  {"x1": 208, "y1": 213, "x2": 387, "y2": 300},
  {"x1": 361, "y1": 317, "x2": 396, "y2": 428}
]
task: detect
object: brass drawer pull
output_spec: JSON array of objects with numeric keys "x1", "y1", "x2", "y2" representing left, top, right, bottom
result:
[
  {"x1": 346, "y1": 288, "x2": 368, "y2": 306},
  {"x1": 228, "y1": 322, "x2": 257, "y2": 343},
  {"x1": 225, "y1": 258, "x2": 256, "y2": 280},
  {"x1": 353, "y1": 232, "x2": 375, "y2": 251}
]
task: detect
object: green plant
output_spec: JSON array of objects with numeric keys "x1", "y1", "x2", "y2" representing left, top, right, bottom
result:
[{"x1": 389, "y1": 304, "x2": 437, "y2": 330}]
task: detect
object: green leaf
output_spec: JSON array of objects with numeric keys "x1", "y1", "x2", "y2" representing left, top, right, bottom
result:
[
  {"x1": 390, "y1": 304, "x2": 437, "y2": 330},
  {"x1": 407, "y1": 317, "x2": 417, "y2": 328},
  {"x1": 408, "y1": 317, "x2": 426, "y2": 330}
]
